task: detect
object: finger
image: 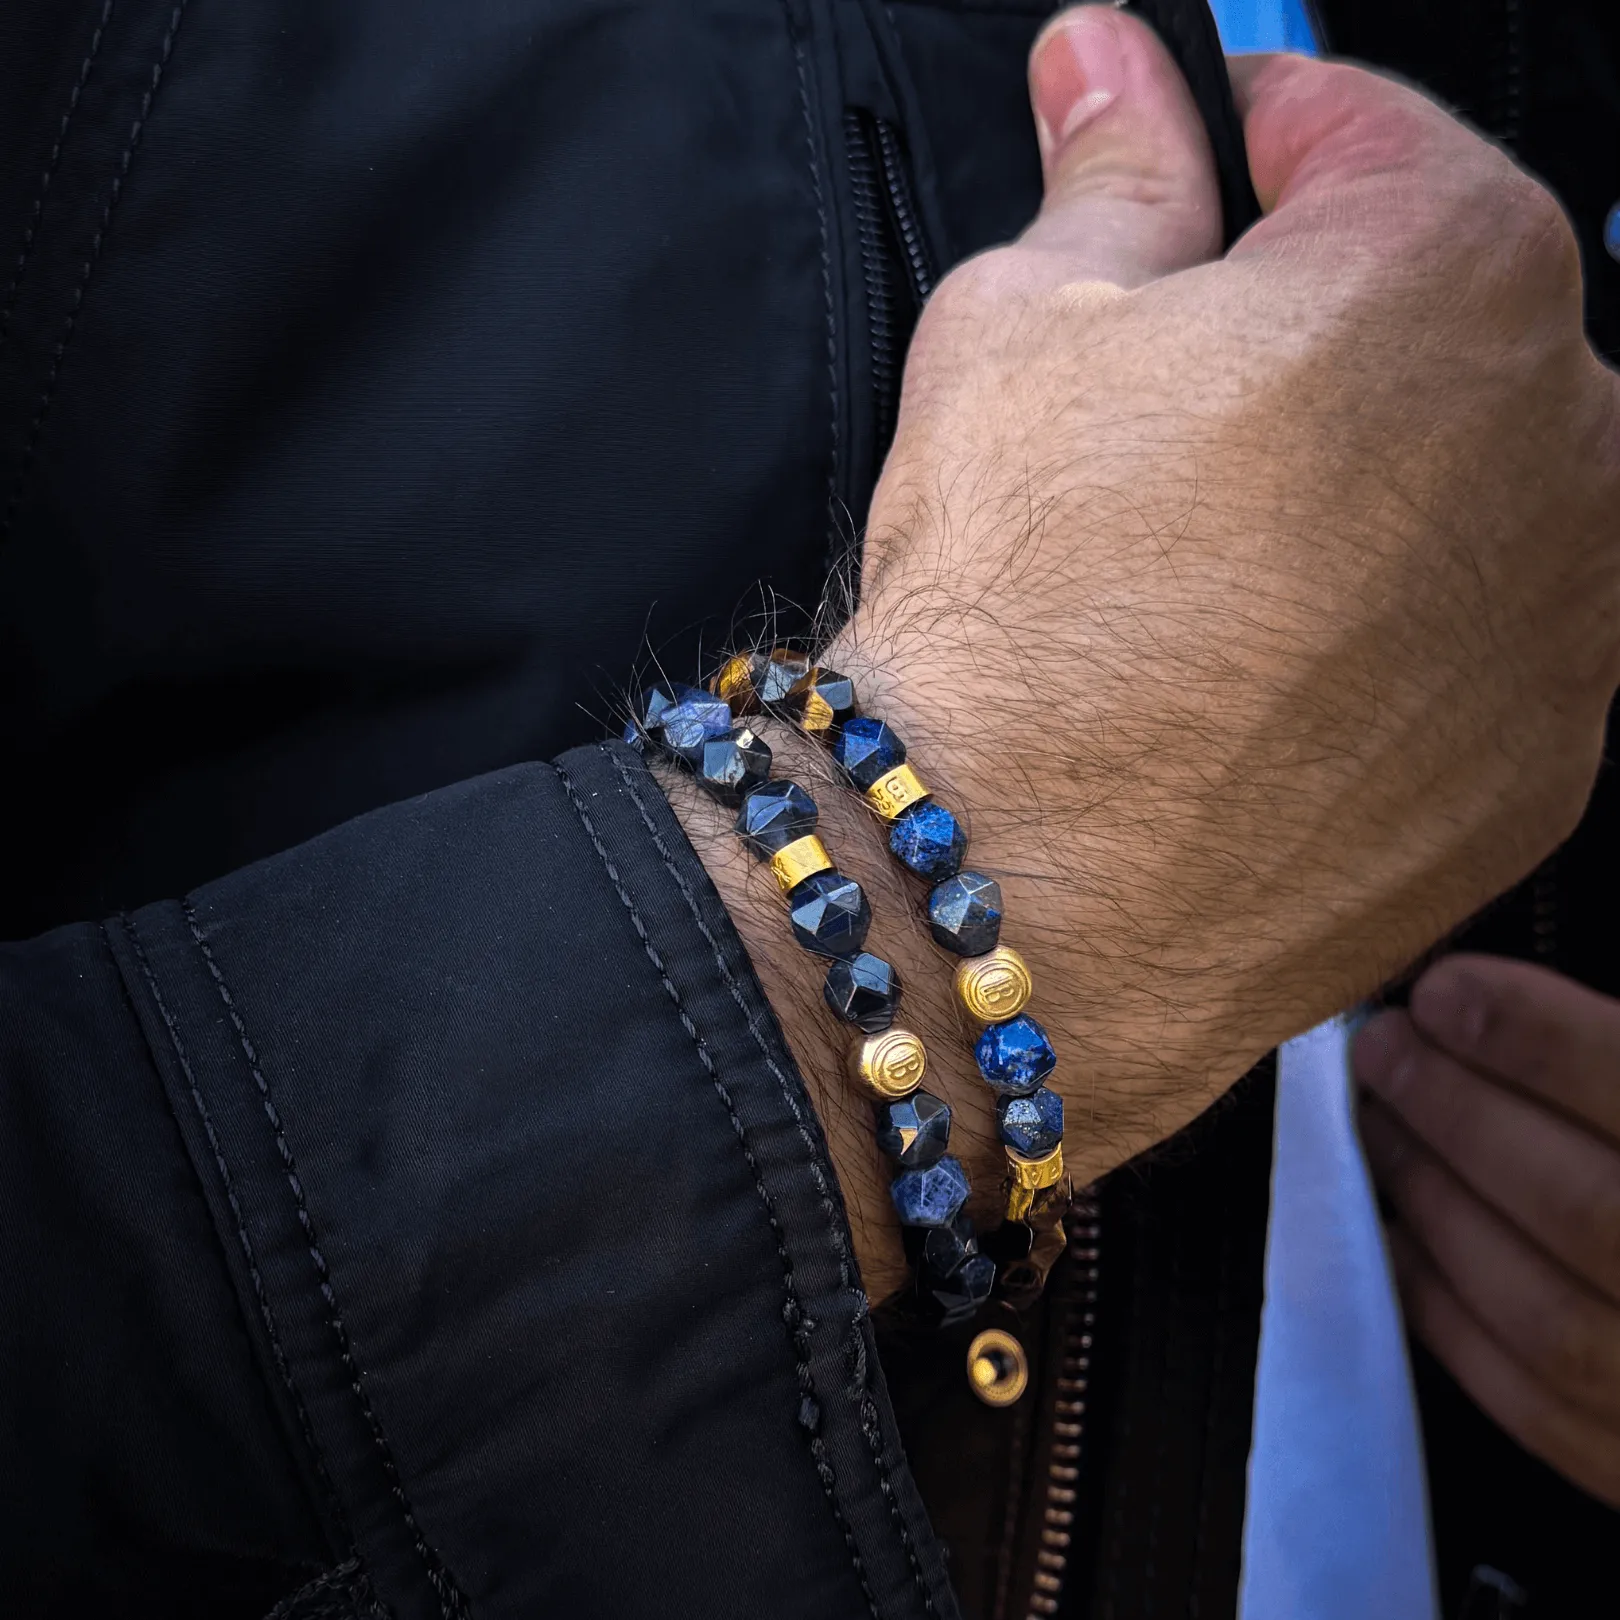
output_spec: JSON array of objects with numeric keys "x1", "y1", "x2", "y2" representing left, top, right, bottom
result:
[
  {"x1": 1361, "y1": 1097, "x2": 1620, "y2": 1421},
  {"x1": 1355, "y1": 1010, "x2": 1620, "y2": 1304},
  {"x1": 1388, "y1": 1222, "x2": 1620, "y2": 1509},
  {"x1": 1410, "y1": 954, "x2": 1620, "y2": 1144},
  {"x1": 1022, "y1": 4, "x2": 1221, "y2": 285}
]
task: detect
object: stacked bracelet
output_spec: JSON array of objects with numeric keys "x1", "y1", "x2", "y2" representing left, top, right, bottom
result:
[{"x1": 629, "y1": 661, "x2": 997, "y2": 1325}]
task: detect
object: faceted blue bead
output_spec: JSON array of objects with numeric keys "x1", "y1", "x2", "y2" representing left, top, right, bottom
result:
[
  {"x1": 997, "y1": 1086, "x2": 1064, "y2": 1157},
  {"x1": 639, "y1": 680, "x2": 697, "y2": 732},
  {"x1": 695, "y1": 726, "x2": 772, "y2": 805},
  {"x1": 735, "y1": 780, "x2": 819, "y2": 857},
  {"x1": 922, "y1": 1251, "x2": 996, "y2": 1327},
  {"x1": 788, "y1": 869, "x2": 871, "y2": 958},
  {"x1": 891, "y1": 1154, "x2": 970, "y2": 1228},
  {"x1": 655, "y1": 690, "x2": 733, "y2": 764},
  {"x1": 975, "y1": 1014, "x2": 1057, "y2": 1098},
  {"x1": 876, "y1": 1089, "x2": 951, "y2": 1169},
  {"x1": 889, "y1": 800, "x2": 967, "y2": 879},
  {"x1": 927, "y1": 871, "x2": 1003, "y2": 955},
  {"x1": 824, "y1": 952, "x2": 902, "y2": 1032},
  {"x1": 621, "y1": 718, "x2": 647, "y2": 753},
  {"x1": 833, "y1": 716, "x2": 906, "y2": 790},
  {"x1": 919, "y1": 1211, "x2": 978, "y2": 1277}
]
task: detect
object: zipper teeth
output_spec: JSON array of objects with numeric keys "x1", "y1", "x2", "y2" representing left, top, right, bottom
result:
[
  {"x1": 844, "y1": 110, "x2": 900, "y2": 462},
  {"x1": 1024, "y1": 1193, "x2": 1101, "y2": 1620},
  {"x1": 872, "y1": 117, "x2": 934, "y2": 303}
]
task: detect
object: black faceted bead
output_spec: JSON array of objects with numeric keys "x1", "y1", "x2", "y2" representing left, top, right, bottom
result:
[
  {"x1": 639, "y1": 679, "x2": 694, "y2": 732},
  {"x1": 832, "y1": 717, "x2": 906, "y2": 789},
  {"x1": 920, "y1": 1251, "x2": 996, "y2": 1327},
  {"x1": 754, "y1": 649, "x2": 812, "y2": 707},
  {"x1": 734, "y1": 780, "x2": 818, "y2": 857},
  {"x1": 876, "y1": 1089, "x2": 951, "y2": 1169},
  {"x1": 655, "y1": 689, "x2": 733, "y2": 764},
  {"x1": 695, "y1": 727, "x2": 772, "y2": 805},
  {"x1": 788, "y1": 869, "x2": 871, "y2": 958},
  {"x1": 919, "y1": 1211, "x2": 978, "y2": 1276},
  {"x1": 927, "y1": 870, "x2": 1003, "y2": 955},
  {"x1": 824, "y1": 952, "x2": 902, "y2": 1032}
]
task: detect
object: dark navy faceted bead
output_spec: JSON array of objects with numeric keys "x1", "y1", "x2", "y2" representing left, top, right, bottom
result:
[
  {"x1": 975, "y1": 1014, "x2": 1057, "y2": 1098},
  {"x1": 639, "y1": 679, "x2": 695, "y2": 732},
  {"x1": 927, "y1": 870, "x2": 1003, "y2": 955},
  {"x1": 919, "y1": 1210, "x2": 978, "y2": 1276},
  {"x1": 891, "y1": 1155, "x2": 970, "y2": 1228},
  {"x1": 655, "y1": 689, "x2": 733, "y2": 764},
  {"x1": 695, "y1": 726, "x2": 772, "y2": 805},
  {"x1": 735, "y1": 780, "x2": 818, "y2": 857},
  {"x1": 922, "y1": 1252, "x2": 996, "y2": 1326},
  {"x1": 792, "y1": 667, "x2": 859, "y2": 736},
  {"x1": 833, "y1": 716, "x2": 907, "y2": 789},
  {"x1": 788, "y1": 869, "x2": 871, "y2": 958},
  {"x1": 876, "y1": 1089, "x2": 951, "y2": 1169},
  {"x1": 889, "y1": 800, "x2": 967, "y2": 880},
  {"x1": 997, "y1": 1085, "x2": 1064, "y2": 1157},
  {"x1": 621, "y1": 718, "x2": 647, "y2": 753},
  {"x1": 825, "y1": 952, "x2": 902, "y2": 1032}
]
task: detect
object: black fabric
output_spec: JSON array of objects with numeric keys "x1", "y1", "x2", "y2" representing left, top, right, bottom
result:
[{"x1": 4, "y1": 743, "x2": 956, "y2": 1618}]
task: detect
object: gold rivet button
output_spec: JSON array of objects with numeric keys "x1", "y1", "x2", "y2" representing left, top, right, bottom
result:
[
  {"x1": 849, "y1": 1028, "x2": 928, "y2": 1099},
  {"x1": 865, "y1": 762, "x2": 930, "y2": 821},
  {"x1": 954, "y1": 946, "x2": 1034, "y2": 1023},
  {"x1": 770, "y1": 834, "x2": 834, "y2": 894},
  {"x1": 1005, "y1": 1143, "x2": 1064, "y2": 1221},
  {"x1": 967, "y1": 1328, "x2": 1029, "y2": 1407}
]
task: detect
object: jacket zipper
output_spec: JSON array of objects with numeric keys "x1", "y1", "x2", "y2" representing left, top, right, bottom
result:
[
  {"x1": 1024, "y1": 1192, "x2": 1101, "y2": 1619},
  {"x1": 843, "y1": 108, "x2": 934, "y2": 475}
]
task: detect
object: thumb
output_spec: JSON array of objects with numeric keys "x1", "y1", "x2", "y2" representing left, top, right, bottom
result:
[{"x1": 1024, "y1": 4, "x2": 1222, "y2": 286}]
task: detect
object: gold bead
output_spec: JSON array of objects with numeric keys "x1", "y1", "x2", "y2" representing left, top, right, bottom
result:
[
  {"x1": 1005, "y1": 1144, "x2": 1064, "y2": 1222},
  {"x1": 713, "y1": 653, "x2": 759, "y2": 711},
  {"x1": 770, "y1": 834, "x2": 834, "y2": 894},
  {"x1": 954, "y1": 946, "x2": 1034, "y2": 1023},
  {"x1": 849, "y1": 1028, "x2": 928, "y2": 1100},
  {"x1": 864, "y1": 762, "x2": 930, "y2": 821},
  {"x1": 967, "y1": 1328, "x2": 1029, "y2": 1408}
]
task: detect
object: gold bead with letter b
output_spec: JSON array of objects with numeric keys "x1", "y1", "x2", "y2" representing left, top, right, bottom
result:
[{"x1": 954, "y1": 946, "x2": 1033, "y2": 1023}]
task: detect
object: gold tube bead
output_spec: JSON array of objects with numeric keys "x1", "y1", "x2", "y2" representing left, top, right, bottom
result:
[
  {"x1": 864, "y1": 761, "x2": 930, "y2": 821},
  {"x1": 848, "y1": 1028, "x2": 928, "y2": 1100},
  {"x1": 954, "y1": 946, "x2": 1034, "y2": 1023},
  {"x1": 770, "y1": 834, "x2": 834, "y2": 894},
  {"x1": 1005, "y1": 1143, "x2": 1064, "y2": 1222},
  {"x1": 967, "y1": 1328, "x2": 1030, "y2": 1408}
]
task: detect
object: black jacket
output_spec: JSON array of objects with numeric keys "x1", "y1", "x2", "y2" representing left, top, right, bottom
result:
[{"x1": 1, "y1": 1, "x2": 1615, "y2": 1617}]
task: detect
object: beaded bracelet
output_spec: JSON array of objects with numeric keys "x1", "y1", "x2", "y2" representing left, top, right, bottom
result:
[
  {"x1": 708, "y1": 648, "x2": 1074, "y2": 1316},
  {"x1": 628, "y1": 662, "x2": 998, "y2": 1326}
]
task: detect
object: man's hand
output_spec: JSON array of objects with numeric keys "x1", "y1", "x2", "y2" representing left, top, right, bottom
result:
[
  {"x1": 827, "y1": 11, "x2": 1620, "y2": 1171},
  {"x1": 1355, "y1": 957, "x2": 1620, "y2": 1508}
]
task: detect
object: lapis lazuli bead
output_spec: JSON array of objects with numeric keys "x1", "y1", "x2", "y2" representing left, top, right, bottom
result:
[
  {"x1": 891, "y1": 1154, "x2": 970, "y2": 1228},
  {"x1": 735, "y1": 780, "x2": 818, "y2": 857},
  {"x1": 655, "y1": 690, "x2": 732, "y2": 763},
  {"x1": 975, "y1": 1014, "x2": 1057, "y2": 1098},
  {"x1": 695, "y1": 727, "x2": 772, "y2": 805},
  {"x1": 640, "y1": 679, "x2": 696, "y2": 733},
  {"x1": 833, "y1": 716, "x2": 906, "y2": 790},
  {"x1": 788, "y1": 869, "x2": 871, "y2": 958},
  {"x1": 889, "y1": 800, "x2": 966, "y2": 880},
  {"x1": 825, "y1": 952, "x2": 902, "y2": 1032},
  {"x1": 876, "y1": 1089, "x2": 951, "y2": 1170},
  {"x1": 927, "y1": 871, "x2": 1002, "y2": 955},
  {"x1": 998, "y1": 1086, "x2": 1064, "y2": 1157},
  {"x1": 922, "y1": 1251, "x2": 996, "y2": 1326}
]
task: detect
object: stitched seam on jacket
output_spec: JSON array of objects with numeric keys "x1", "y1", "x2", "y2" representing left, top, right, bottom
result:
[
  {"x1": 0, "y1": 0, "x2": 115, "y2": 349},
  {"x1": 1, "y1": 0, "x2": 189, "y2": 545},
  {"x1": 265, "y1": 1555, "x2": 385, "y2": 1620},
  {"x1": 555, "y1": 756, "x2": 883, "y2": 1620},
  {"x1": 781, "y1": 2, "x2": 848, "y2": 594},
  {"x1": 113, "y1": 912, "x2": 362, "y2": 1568},
  {"x1": 605, "y1": 746, "x2": 939, "y2": 1615},
  {"x1": 181, "y1": 898, "x2": 470, "y2": 1620}
]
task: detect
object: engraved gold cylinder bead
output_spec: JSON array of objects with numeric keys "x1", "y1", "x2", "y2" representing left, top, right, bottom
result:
[
  {"x1": 864, "y1": 761, "x2": 930, "y2": 821},
  {"x1": 954, "y1": 945, "x2": 1034, "y2": 1023},
  {"x1": 770, "y1": 834, "x2": 833, "y2": 894},
  {"x1": 1005, "y1": 1143, "x2": 1064, "y2": 1222},
  {"x1": 848, "y1": 1028, "x2": 928, "y2": 1100}
]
